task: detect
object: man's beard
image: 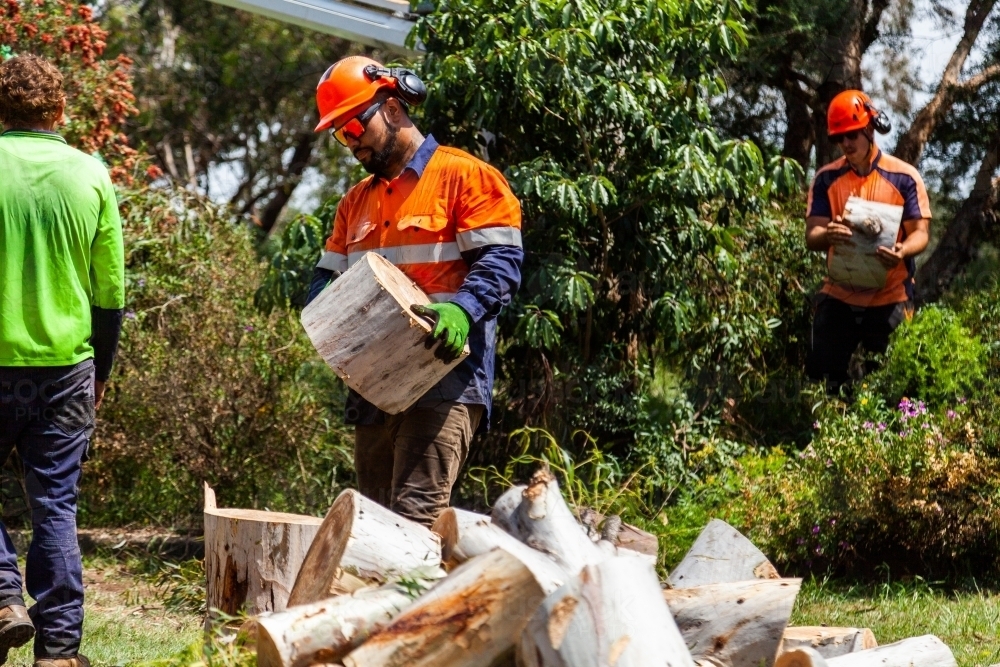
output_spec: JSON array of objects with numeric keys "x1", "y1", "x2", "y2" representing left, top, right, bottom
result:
[{"x1": 357, "y1": 125, "x2": 399, "y2": 177}]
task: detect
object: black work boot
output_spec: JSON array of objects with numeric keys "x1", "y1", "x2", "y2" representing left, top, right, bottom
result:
[
  {"x1": 33, "y1": 655, "x2": 90, "y2": 667},
  {"x1": 0, "y1": 604, "x2": 35, "y2": 663}
]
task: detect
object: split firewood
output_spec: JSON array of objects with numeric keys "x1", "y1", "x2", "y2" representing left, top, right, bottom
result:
[
  {"x1": 256, "y1": 585, "x2": 414, "y2": 667},
  {"x1": 519, "y1": 556, "x2": 695, "y2": 667},
  {"x1": 203, "y1": 483, "x2": 322, "y2": 617},
  {"x1": 491, "y1": 468, "x2": 610, "y2": 574},
  {"x1": 342, "y1": 549, "x2": 546, "y2": 667},
  {"x1": 287, "y1": 489, "x2": 442, "y2": 607},
  {"x1": 663, "y1": 578, "x2": 801, "y2": 667},
  {"x1": 780, "y1": 627, "x2": 877, "y2": 659},
  {"x1": 667, "y1": 519, "x2": 779, "y2": 588},
  {"x1": 576, "y1": 507, "x2": 659, "y2": 564},
  {"x1": 491, "y1": 484, "x2": 527, "y2": 535},
  {"x1": 432, "y1": 507, "x2": 569, "y2": 593},
  {"x1": 775, "y1": 635, "x2": 956, "y2": 667}
]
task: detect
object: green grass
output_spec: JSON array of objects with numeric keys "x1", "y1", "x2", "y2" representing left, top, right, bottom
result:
[{"x1": 792, "y1": 577, "x2": 1000, "y2": 667}]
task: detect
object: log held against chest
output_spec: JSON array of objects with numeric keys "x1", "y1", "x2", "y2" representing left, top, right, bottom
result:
[{"x1": 300, "y1": 251, "x2": 470, "y2": 414}]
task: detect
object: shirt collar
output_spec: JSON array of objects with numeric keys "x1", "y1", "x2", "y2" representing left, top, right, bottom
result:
[
  {"x1": 0, "y1": 129, "x2": 67, "y2": 143},
  {"x1": 847, "y1": 144, "x2": 881, "y2": 175},
  {"x1": 404, "y1": 134, "x2": 438, "y2": 178}
]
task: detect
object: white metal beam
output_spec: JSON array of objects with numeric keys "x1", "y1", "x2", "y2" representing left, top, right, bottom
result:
[{"x1": 207, "y1": 0, "x2": 422, "y2": 55}]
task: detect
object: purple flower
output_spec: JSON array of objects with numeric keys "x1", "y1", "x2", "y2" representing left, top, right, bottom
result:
[
  {"x1": 959, "y1": 397, "x2": 968, "y2": 404},
  {"x1": 812, "y1": 525, "x2": 820, "y2": 535},
  {"x1": 796, "y1": 537, "x2": 805, "y2": 545},
  {"x1": 124, "y1": 311, "x2": 136, "y2": 320},
  {"x1": 900, "y1": 429, "x2": 911, "y2": 438},
  {"x1": 877, "y1": 423, "x2": 887, "y2": 432},
  {"x1": 813, "y1": 421, "x2": 821, "y2": 430},
  {"x1": 825, "y1": 458, "x2": 833, "y2": 467},
  {"x1": 244, "y1": 325, "x2": 255, "y2": 332},
  {"x1": 829, "y1": 518, "x2": 836, "y2": 526},
  {"x1": 921, "y1": 422, "x2": 930, "y2": 429},
  {"x1": 947, "y1": 410, "x2": 958, "y2": 420},
  {"x1": 814, "y1": 546, "x2": 824, "y2": 555},
  {"x1": 137, "y1": 278, "x2": 146, "y2": 288},
  {"x1": 863, "y1": 421, "x2": 874, "y2": 430}
]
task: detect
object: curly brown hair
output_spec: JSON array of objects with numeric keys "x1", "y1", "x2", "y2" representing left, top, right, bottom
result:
[{"x1": 0, "y1": 54, "x2": 66, "y2": 129}]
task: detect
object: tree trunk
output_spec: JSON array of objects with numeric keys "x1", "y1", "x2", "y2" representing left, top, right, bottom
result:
[
  {"x1": 300, "y1": 252, "x2": 469, "y2": 414},
  {"x1": 342, "y1": 549, "x2": 546, "y2": 667},
  {"x1": 811, "y1": 0, "x2": 866, "y2": 167},
  {"x1": 287, "y1": 489, "x2": 442, "y2": 607},
  {"x1": 203, "y1": 483, "x2": 322, "y2": 618},
  {"x1": 781, "y1": 84, "x2": 815, "y2": 170},
  {"x1": 915, "y1": 133, "x2": 1000, "y2": 302},
  {"x1": 491, "y1": 468, "x2": 610, "y2": 574},
  {"x1": 256, "y1": 130, "x2": 317, "y2": 233},
  {"x1": 775, "y1": 635, "x2": 956, "y2": 667},
  {"x1": 663, "y1": 579, "x2": 801, "y2": 667},
  {"x1": 518, "y1": 557, "x2": 695, "y2": 667},
  {"x1": 256, "y1": 585, "x2": 413, "y2": 667},
  {"x1": 893, "y1": 0, "x2": 999, "y2": 165},
  {"x1": 666, "y1": 519, "x2": 779, "y2": 588},
  {"x1": 781, "y1": 627, "x2": 877, "y2": 659},
  {"x1": 432, "y1": 507, "x2": 569, "y2": 594}
]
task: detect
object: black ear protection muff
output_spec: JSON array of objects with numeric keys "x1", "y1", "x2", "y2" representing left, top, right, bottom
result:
[
  {"x1": 364, "y1": 65, "x2": 427, "y2": 106},
  {"x1": 865, "y1": 102, "x2": 892, "y2": 135}
]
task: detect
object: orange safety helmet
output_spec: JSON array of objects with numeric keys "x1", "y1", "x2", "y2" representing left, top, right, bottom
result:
[
  {"x1": 314, "y1": 56, "x2": 395, "y2": 133},
  {"x1": 826, "y1": 90, "x2": 879, "y2": 136}
]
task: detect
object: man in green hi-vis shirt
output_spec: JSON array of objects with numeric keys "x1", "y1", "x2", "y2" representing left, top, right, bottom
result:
[{"x1": 0, "y1": 54, "x2": 124, "y2": 667}]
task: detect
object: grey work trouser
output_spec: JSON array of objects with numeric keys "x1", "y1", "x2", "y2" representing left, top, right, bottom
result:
[{"x1": 354, "y1": 401, "x2": 483, "y2": 526}]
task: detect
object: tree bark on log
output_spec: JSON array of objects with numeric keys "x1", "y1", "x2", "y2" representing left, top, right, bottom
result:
[
  {"x1": 256, "y1": 585, "x2": 413, "y2": 667},
  {"x1": 432, "y1": 508, "x2": 569, "y2": 593},
  {"x1": 518, "y1": 556, "x2": 695, "y2": 667},
  {"x1": 342, "y1": 549, "x2": 546, "y2": 667},
  {"x1": 781, "y1": 627, "x2": 877, "y2": 659},
  {"x1": 775, "y1": 635, "x2": 956, "y2": 667},
  {"x1": 203, "y1": 484, "x2": 322, "y2": 618},
  {"x1": 663, "y1": 579, "x2": 801, "y2": 667},
  {"x1": 300, "y1": 251, "x2": 468, "y2": 414},
  {"x1": 287, "y1": 489, "x2": 441, "y2": 607},
  {"x1": 667, "y1": 519, "x2": 779, "y2": 588},
  {"x1": 492, "y1": 468, "x2": 610, "y2": 574}
]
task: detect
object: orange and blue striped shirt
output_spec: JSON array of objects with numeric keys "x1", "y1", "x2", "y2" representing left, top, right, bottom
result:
[{"x1": 807, "y1": 146, "x2": 931, "y2": 307}]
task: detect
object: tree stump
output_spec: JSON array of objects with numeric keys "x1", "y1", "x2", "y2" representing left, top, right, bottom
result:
[
  {"x1": 663, "y1": 578, "x2": 801, "y2": 667},
  {"x1": 519, "y1": 556, "x2": 695, "y2": 667},
  {"x1": 342, "y1": 549, "x2": 546, "y2": 667},
  {"x1": 775, "y1": 635, "x2": 956, "y2": 667},
  {"x1": 667, "y1": 519, "x2": 779, "y2": 588},
  {"x1": 781, "y1": 627, "x2": 877, "y2": 659},
  {"x1": 256, "y1": 585, "x2": 413, "y2": 667},
  {"x1": 203, "y1": 483, "x2": 322, "y2": 618},
  {"x1": 287, "y1": 489, "x2": 442, "y2": 607},
  {"x1": 300, "y1": 251, "x2": 468, "y2": 414}
]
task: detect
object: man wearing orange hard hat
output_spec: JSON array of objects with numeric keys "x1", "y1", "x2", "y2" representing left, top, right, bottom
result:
[
  {"x1": 305, "y1": 56, "x2": 523, "y2": 525},
  {"x1": 804, "y1": 90, "x2": 931, "y2": 389}
]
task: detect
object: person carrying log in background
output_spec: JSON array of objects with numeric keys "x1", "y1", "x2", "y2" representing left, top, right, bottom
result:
[{"x1": 305, "y1": 56, "x2": 523, "y2": 526}]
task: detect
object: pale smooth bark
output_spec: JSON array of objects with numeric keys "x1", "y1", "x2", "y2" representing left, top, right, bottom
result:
[
  {"x1": 667, "y1": 519, "x2": 779, "y2": 588},
  {"x1": 342, "y1": 549, "x2": 545, "y2": 667},
  {"x1": 518, "y1": 556, "x2": 695, "y2": 667},
  {"x1": 663, "y1": 578, "x2": 801, "y2": 667},
  {"x1": 775, "y1": 635, "x2": 956, "y2": 667},
  {"x1": 781, "y1": 627, "x2": 877, "y2": 659},
  {"x1": 287, "y1": 489, "x2": 441, "y2": 607}
]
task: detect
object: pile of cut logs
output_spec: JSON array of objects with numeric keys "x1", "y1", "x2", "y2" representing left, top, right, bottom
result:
[{"x1": 202, "y1": 468, "x2": 958, "y2": 667}]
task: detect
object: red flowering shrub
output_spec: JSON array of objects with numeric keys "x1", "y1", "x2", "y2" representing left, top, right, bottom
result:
[{"x1": 0, "y1": 0, "x2": 139, "y2": 182}]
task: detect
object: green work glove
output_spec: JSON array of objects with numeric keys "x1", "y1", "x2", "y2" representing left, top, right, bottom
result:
[{"x1": 411, "y1": 302, "x2": 471, "y2": 362}]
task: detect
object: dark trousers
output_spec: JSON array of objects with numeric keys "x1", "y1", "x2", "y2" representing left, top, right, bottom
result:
[
  {"x1": 0, "y1": 361, "x2": 93, "y2": 658},
  {"x1": 806, "y1": 295, "x2": 911, "y2": 388},
  {"x1": 354, "y1": 401, "x2": 482, "y2": 527}
]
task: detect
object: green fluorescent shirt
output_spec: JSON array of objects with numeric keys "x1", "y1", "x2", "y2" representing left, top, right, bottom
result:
[{"x1": 0, "y1": 130, "x2": 125, "y2": 367}]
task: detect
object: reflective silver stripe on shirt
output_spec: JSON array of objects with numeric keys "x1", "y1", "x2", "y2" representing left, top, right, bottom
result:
[
  {"x1": 427, "y1": 292, "x2": 458, "y2": 303},
  {"x1": 316, "y1": 251, "x2": 347, "y2": 272},
  {"x1": 347, "y1": 242, "x2": 463, "y2": 267},
  {"x1": 456, "y1": 227, "x2": 523, "y2": 251}
]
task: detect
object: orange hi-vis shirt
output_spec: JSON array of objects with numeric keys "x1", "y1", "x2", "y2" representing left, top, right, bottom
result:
[
  {"x1": 806, "y1": 146, "x2": 931, "y2": 307},
  {"x1": 318, "y1": 138, "x2": 522, "y2": 300}
]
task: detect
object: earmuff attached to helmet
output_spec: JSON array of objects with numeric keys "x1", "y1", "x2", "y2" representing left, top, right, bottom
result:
[
  {"x1": 865, "y1": 102, "x2": 892, "y2": 135},
  {"x1": 363, "y1": 65, "x2": 427, "y2": 107}
]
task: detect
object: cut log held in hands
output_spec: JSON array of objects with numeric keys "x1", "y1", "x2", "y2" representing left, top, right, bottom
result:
[
  {"x1": 775, "y1": 635, "x2": 956, "y2": 667},
  {"x1": 781, "y1": 627, "x2": 877, "y2": 659},
  {"x1": 287, "y1": 489, "x2": 441, "y2": 607},
  {"x1": 432, "y1": 507, "x2": 568, "y2": 593},
  {"x1": 300, "y1": 251, "x2": 468, "y2": 415},
  {"x1": 494, "y1": 468, "x2": 608, "y2": 574},
  {"x1": 342, "y1": 549, "x2": 546, "y2": 667},
  {"x1": 519, "y1": 556, "x2": 695, "y2": 667},
  {"x1": 667, "y1": 518, "x2": 779, "y2": 588},
  {"x1": 256, "y1": 585, "x2": 413, "y2": 667},
  {"x1": 663, "y1": 578, "x2": 801, "y2": 667},
  {"x1": 203, "y1": 483, "x2": 322, "y2": 617}
]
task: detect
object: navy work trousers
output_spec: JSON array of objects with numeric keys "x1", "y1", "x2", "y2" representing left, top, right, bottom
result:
[{"x1": 0, "y1": 360, "x2": 93, "y2": 658}]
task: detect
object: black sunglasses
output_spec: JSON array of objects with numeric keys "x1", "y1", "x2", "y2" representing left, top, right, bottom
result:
[{"x1": 830, "y1": 130, "x2": 863, "y2": 144}]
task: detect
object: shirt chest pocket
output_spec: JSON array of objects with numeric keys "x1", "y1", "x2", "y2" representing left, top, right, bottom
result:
[
  {"x1": 397, "y1": 213, "x2": 450, "y2": 237},
  {"x1": 347, "y1": 220, "x2": 379, "y2": 247}
]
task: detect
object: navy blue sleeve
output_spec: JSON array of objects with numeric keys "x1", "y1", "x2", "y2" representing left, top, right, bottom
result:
[
  {"x1": 90, "y1": 307, "x2": 124, "y2": 382},
  {"x1": 451, "y1": 245, "x2": 524, "y2": 324},
  {"x1": 306, "y1": 267, "x2": 336, "y2": 306},
  {"x1": 878, "y1": 170, "x2": 924, "y2": 221},
  {"x1": 807, "y1": 170, "x2": 836, "y2": 219}
]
